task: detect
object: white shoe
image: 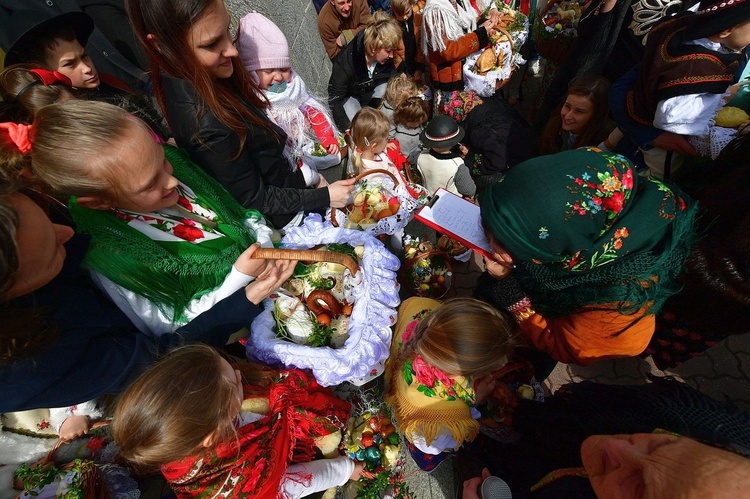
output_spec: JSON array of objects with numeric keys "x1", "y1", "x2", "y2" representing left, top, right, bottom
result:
[{"x1": 527, "y1": 59, "x2": 542, "y2": 76}]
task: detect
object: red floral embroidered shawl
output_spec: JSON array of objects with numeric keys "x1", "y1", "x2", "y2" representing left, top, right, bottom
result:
[{"x1": 160, "y1": 369, "x2": 350, "y2": 498}]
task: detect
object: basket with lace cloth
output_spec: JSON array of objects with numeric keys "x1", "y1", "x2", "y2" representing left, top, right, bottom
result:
[
  {"x1": 248, "y1": 214, "x2": 401, "y2": 386},
  {"x1": 329, "y1": 169, "x2": 420, "y2": 236},
  {"x1": 463, "y1": 23, "x2": 527, "y2": 97}
]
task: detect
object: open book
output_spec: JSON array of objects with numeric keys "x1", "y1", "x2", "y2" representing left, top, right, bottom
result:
[{"x1": 415, "y1": 188, "x2": 492, "y2": 258}]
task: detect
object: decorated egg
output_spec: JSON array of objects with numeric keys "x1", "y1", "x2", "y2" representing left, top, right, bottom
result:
[
  {"x1": 361, "y1": 433, "x2": 374, "y2": 447},
  {"x1": 372, "y1": 434, "x2": 384, "y2": 445},
  {"x1": 387, "y1": 432, "x2": 400, "y2": 445},
  {"x1": 365, "y1": 447, "x2": 381, "y2": 461},
  {"x1": 355, "y1": 449, "x2": 366, "y2": 461}
]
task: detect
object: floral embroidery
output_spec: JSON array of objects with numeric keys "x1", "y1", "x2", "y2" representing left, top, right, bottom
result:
[
  {"x1": 649, "y1": 177, "x2": 685, "y2": 221},
  {"x1": 116, "y1": 183, "x2": 223, "y2": 243},
  {"x1": 560, "y1": 226, "x2": 630, "y2": 271},
  {"x1": 36, "y1": 420, "x2": 50, "y2": 430},
  {"x1": 538, "y1": 227, "x2": 549, "y2": 239},
  {"x1": 402, "y1": 355, "x2": 476, "y2": 405},
  {"x1": 565, "y1": 155, "x2": 634, "y2": 234}
]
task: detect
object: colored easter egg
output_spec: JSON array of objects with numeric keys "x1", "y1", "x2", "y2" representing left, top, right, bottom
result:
[{"x1": 365, "y1": 447, "x2": 381, "y2": 461}]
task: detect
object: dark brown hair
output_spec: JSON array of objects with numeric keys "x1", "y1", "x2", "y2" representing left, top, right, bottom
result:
[
  {"x1": 540, "y1": 74, "x2": 610, "y2": 155},
  {"x1": 0, "y1": 64, "x2": 75, "y2": 123},
  {"x1": 125, "y1": 0, "x2": 274, "y2": 156}
]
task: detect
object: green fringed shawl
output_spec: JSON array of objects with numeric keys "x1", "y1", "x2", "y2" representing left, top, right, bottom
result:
[
  {"x1": 480, "y1": 148, "x2": 698, "y2": 318},
  {"x1": 70, "y1": 145, "x2": 267, "y2": 322}
]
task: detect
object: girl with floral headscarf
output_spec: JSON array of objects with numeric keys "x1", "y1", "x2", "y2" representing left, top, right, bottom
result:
[{"x1": 476, "y1": 147, "x2": 697, "y2": 366}]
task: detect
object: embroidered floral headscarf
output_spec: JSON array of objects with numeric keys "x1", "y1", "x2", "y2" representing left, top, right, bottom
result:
[
  {"x1": 442, "y1": 91, "x2": 483, "y2": 123},
  {"x1": 479, "y1": 147, "x2": 698, "y2": 317}
]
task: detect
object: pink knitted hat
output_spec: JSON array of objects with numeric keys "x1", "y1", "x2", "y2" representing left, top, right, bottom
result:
[{"x1": 237, "y1": 12, "x2": 291, "y2": 72}]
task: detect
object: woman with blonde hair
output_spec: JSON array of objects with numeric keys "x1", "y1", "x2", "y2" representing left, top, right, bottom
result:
[
  {"x1": 113, "y1": 344, "x2": 361, "y2": 497},
  {"x1": 328, "y1": 11, "x2": 403, "y2": 131},
  {"x1": 384, "y1": 296, "x2": 517, "y2": 471}
]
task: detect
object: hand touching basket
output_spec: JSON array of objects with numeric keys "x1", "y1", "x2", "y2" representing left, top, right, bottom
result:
[
  {"x1": 249, "y1": 215, "x2": 401, "y2": 386},
  {"x1": 328, "y1": 169, "x2": 420, "y2": 236}
]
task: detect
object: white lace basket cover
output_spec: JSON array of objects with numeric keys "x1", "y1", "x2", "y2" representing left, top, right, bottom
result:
[
  {"x1": 248, "y1": 214, "x2": 401, "y2": 386},
  {"x1": 327, "y1": 174, "x2": 421, "y2": 236},
  {"x1": 463, "y1": 21, "x2": 529, "y2": 97}
]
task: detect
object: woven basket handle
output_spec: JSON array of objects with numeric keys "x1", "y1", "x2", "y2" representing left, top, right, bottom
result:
[
  {"x1": 331, "y1": 168, "x2": 399, "y2": 227},
  {"x1": 253, "y1": 247, "x2": 359, "y2": 275},
  {"x1": 42, "y1": 421, "x2": 111, "y2": 463}
]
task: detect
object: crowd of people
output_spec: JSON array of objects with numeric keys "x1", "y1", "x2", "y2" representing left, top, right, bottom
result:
[{"x1": 0, "y1": 0, "x2": 749, "y2": 497}]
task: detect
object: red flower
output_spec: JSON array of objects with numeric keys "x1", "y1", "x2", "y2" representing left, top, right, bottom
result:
[
  {"x1": 37, "y1": 420, "x2": 50, "y2": 430},
  {"x1": 177, "y1": 195, "x2": 192, "y2": 211},
  {"x1": 574, "y1": 178, "x2": 584, "y2": 186},
  {"x1": 602, "y1": 191, "x2": 625, "y2": 214},
  {"x1": 180, "y1": 218, "x2": 196, "y2": 227},
  {"x1": 592, "y1": 196, "x2": 602, "y2": 205},
  {"x1": 678, "y1": 196, "x2": 687, "y2": 211},
  {"x1": 622, "y1": 169, "x2": 634, "y2": 190},
  {"x1": 613, "y1": 239, "x2": 623, "y2": 250},
  {"x1": 173, "y1": 225, "x2": 205, "y2": 242},
  {"x1": 87, "y1": 436, "x2": 106, "y2": 452}
]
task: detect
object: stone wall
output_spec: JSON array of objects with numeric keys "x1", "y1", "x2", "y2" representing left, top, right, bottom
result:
[{"x1": 226, "y1": 0, "x2": 332, "y2": 97}]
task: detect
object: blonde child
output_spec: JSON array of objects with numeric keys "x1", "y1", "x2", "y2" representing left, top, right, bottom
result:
[
  {"x1": 349, "y1": 107, "x2": 411, "y2": 187},
  {"x1": 381, "y1": 73, "x2": 419, "y2": 125},
  {"x1": 2, "y1": 100, "x2": 276, "y2": 336},
  {"x1": 237, "y1": 13, "x2": 341, "y2": 173},
  {"x1": 392, "y1": 95, "x2": 430, "y2": 165},
  {"x1": 384, "y1": 297, "x2": 517, "y2": 471},
  {"x1": 113, "y1": 344, "x2": 361, "y2": 498}
]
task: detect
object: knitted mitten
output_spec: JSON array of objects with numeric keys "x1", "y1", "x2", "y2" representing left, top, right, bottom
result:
[{"x1": 474, "y1": 271, "x2": 527, "y2": 310}]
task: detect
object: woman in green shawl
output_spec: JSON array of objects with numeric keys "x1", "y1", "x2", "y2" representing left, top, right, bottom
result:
[
  {"x1": 11, "y1": 100, "x2": 275, "y2": 336},
  {"x1": 476, "y1": 147, "x2": 697, "y2": 365}
]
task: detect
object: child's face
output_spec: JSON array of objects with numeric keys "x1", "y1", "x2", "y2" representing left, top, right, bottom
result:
[
  {"x1": 219, "y1": 357, "x2": 244, "y2": 418},
  {"x1": 109, "y1": 124, "x2": 180, "y2": 212},
  {"x1": 720, "y1": 20, "x2": 750, "y2": 51},
  {"x1": 187, "y1": 0, "x2": 238, "y2": 80},
  {"x1": 371, "y1": 139, "x2": 388, "y2": 154},
  {"x1": 395, "y1": 9, "x2": 413, "y2": 22},
  {"x1": 255, "y1": 68, "x2": 292, "y2": 91},
  {"x1": 45, "y1": 38, "x2": 99, "y2": 89},
  {"x1": 560, "y1": 94, "x2": 594, "y2": 135}
]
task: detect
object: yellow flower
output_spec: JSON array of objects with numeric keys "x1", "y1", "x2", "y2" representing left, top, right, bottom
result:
[{"x1": 601, "y1": 176, "x2": 622, "y2": 193}]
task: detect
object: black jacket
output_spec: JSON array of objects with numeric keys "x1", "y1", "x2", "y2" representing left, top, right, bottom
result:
[
  {"x1": 463, "y1": 94, "x2": 537, "y2": 175},
  {"x1": 328, "y1": 30, "x2": 398, "y2": 130},
  {"x1": 0, "y1": 236, "x2": 262, "y2": 412},
  {"x1": 161, "y1": 75, "x2": 330, "y2": 229}
]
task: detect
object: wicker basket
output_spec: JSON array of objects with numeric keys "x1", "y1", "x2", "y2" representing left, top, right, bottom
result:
[
  {"x1": 532, "y1": 0, "x2": 579, "y2": 66},
  {"x1": 463, "y1": 27, "x2": 516, "y2": 97},
  {"x1": 329, "y1": 168, "x2": 416, "y2": 236},
  {"x1": 249, "y1": 216, "x2": 400, "y2": 386},
  {"x1": 15, "y1": 423, "x2": 111, "y2": 499},
  {"x1": 400, "y1": 249, "x2": 453, "y2": 300},
  {"x1": 254, "y1": 247, "x2": 359, "y2": 275}
]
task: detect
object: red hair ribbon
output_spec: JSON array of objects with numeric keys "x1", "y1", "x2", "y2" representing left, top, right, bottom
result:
[
  {"x1": 29, "y1": 69, "x2": 72, "y2": 87},
  {"x1": 0, "y1": 123, "x2": 33, "y2": 154}
]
